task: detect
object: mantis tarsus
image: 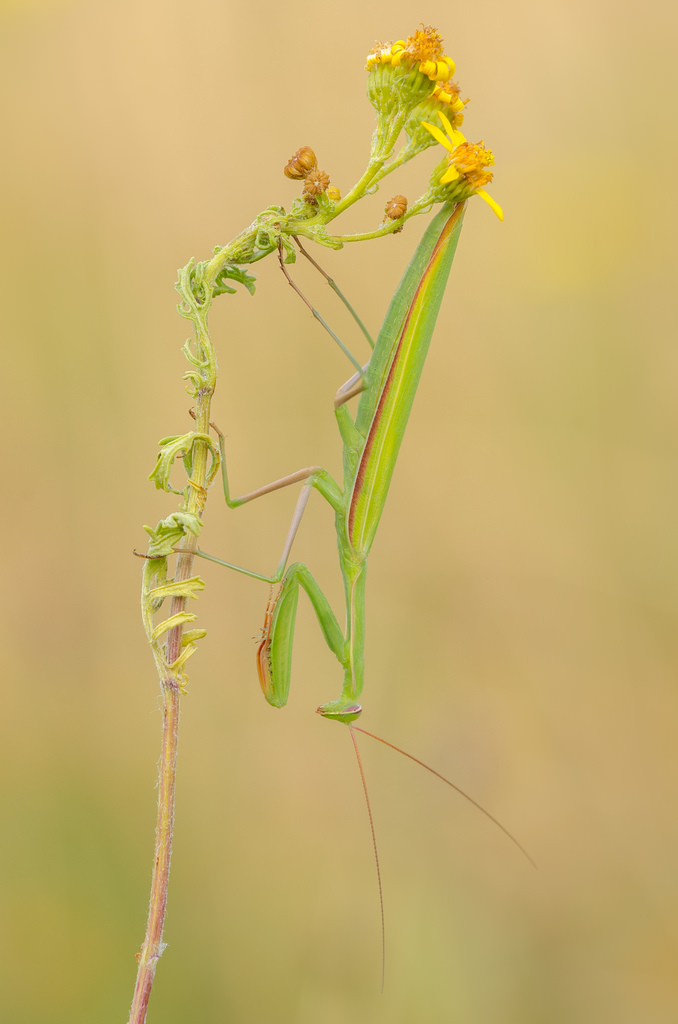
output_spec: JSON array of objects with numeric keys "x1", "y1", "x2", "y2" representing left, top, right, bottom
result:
[{"x1": 192, "y1": 199, "x2": 532, "y2": 974}]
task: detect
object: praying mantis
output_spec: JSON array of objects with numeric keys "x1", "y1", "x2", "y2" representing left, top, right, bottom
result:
[
  {"x1": 197, "y1": 200, "x2": 464, "y2": 720},
  {"x1": 191, "y1": 199, "x2": 532, "y2": 863},
  {"x1": 131, "y1": 31, "x2": 530, "y2": 1017}
]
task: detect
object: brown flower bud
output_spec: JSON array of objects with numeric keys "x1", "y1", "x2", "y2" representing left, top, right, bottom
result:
[
  {"x1": 284, "y1": 146, "x2": 318, "y2": 180},
  {"x1": 384, "y1": 194, "x2": 408, "y2": 220},
  {"x1": 302, "y1": 169, "x2": 331, "y2": 197}
]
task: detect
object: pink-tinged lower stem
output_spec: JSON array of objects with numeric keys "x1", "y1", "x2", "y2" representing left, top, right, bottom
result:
[{"x1": 127, "y1": 676, "x2": 180, "y2": 1024}]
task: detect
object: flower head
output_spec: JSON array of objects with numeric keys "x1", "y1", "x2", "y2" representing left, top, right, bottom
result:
[
  {"x1": 366, "y1": 25, "x2": 458, "y2": 127},
  {"x1": 422, "y1": 111, "x2": 503, "y2": 220},
  {"x1": 430, "y1": 79, "x2": 468, "y2": 128},
  {"x1": 366, "y1": 25, "x2": 455, "y2": 82}
]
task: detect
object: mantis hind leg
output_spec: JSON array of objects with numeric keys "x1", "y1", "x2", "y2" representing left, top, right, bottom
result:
[{"x1": 190, "y1": 420, "x2": 343, "y2": 583}]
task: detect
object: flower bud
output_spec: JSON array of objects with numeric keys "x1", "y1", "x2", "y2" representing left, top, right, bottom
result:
[
  {"x1": 284, "y1": 146, "x2": 318, "y2": 180},
  {"x1": 384, "y1": 195, "x2": 408, "y2": 220}
]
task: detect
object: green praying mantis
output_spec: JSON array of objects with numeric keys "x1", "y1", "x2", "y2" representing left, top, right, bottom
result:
[
  {"x1": 178, "y1": 200, "x2": 534, "y2": 985},
  {"x1": 199, "y1": 201, "x2": 464, "y2": 721},
  {"x1": 190, "y1": 200, "x2": 532, "y2": 862}
]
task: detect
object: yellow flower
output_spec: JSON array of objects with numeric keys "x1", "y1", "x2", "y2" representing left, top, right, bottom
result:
[
  {"x1": 366, "y1": 25, "x2": 456, "y2": 83},
  {"x1": 422, "y1": 111, "x2": 503, "y2": 220},
  {"x1": 430, "y1": 80, "x2": 467, "y2": 127}
]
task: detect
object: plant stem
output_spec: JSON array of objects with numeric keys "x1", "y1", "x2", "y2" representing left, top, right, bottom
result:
[
  {"x1": 127, "y1": 679, "x2": 179, "y2": 1024},
  {"x1": 128, "y1": 396, "x2": 213, "y2": 1024}
]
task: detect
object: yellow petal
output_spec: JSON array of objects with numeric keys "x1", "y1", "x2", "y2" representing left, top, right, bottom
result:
[
  {"x1": 440, "y1": 165, "x2": 460, "y2": 184},
  {"x1": 437, "y1": 110, "x2": 465, "y2": 147},
  {"x1": 476, "y1": 188, "x2": 504, "y2": 221},
  {"x1": 435, "y1": 109, "x2": 452, "y2": 134},
  {"x1": 421, "y1": 120, "x2": 453, "y2": 152}
]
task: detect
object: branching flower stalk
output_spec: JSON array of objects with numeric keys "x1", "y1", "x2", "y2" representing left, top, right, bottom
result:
[{"x1": 128, "y1": 25, "x2": 501, "y2": 1023}]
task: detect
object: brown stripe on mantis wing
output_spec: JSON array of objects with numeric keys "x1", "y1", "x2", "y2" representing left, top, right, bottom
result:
[{"x1": 347, "y1": 202, "x2": 466, "y2": 556}]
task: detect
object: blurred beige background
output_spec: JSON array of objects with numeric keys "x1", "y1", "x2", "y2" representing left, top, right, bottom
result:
[{"x1": 2, "y1": 0, "x2": 677, "y2": 1021}]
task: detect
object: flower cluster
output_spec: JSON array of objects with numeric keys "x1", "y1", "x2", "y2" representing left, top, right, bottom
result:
[
  {"x1": 367, "y1": 25, "x2": 502, "y2": 219},
  {"x1": 281, "y1": 25, "x2": 502, "y2": 239},
  {"x1": 366, "y1": 26, "x2": 467, "y2": 138},
  {"x1": 283, "y1": 145, "x2": 340, "y2": 205}
]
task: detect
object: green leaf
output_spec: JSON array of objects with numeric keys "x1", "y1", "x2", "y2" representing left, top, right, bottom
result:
[
  {"x1": 143, "y1": 512, "x2": 203, "y2": 558},
  {"x1": 213, "y1": 263, "x2": 257, "y2": 298}
]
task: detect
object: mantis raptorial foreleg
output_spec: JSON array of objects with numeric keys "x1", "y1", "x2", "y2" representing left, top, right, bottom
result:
[
  {"x1": 277, "y1": 240, "x2": 367, "y2": 377},
  {"x1": 293, "y1": 237, "x2": 375, "y2": 351}
]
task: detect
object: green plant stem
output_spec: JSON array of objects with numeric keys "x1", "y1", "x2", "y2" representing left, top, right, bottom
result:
[{"x1": 330, "y1": 110, "x2": 410, "y2": 216}]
